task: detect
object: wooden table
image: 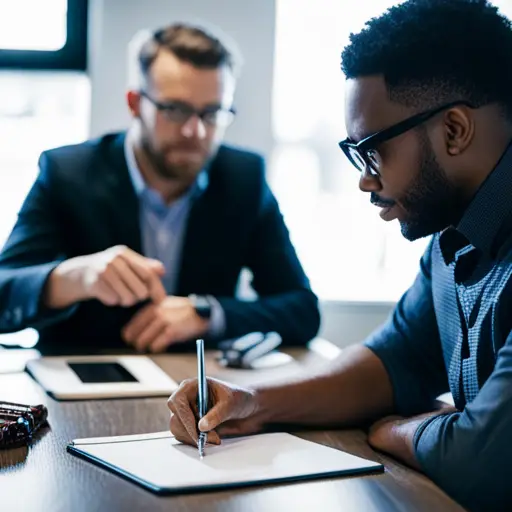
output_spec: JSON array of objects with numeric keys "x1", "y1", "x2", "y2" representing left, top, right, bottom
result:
[{"x1": 0, "y1": 341, "x2": 465, "y2": 512}]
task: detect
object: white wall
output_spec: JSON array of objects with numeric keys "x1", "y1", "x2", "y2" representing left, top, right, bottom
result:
[
  {"x1": 319, "y1": 301, "x2": 393, "y2": 348},
  {"x1": 87, "y1": 0, "x2": 276, "y2": 158}
]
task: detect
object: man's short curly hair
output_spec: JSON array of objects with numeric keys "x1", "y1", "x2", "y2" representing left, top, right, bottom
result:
[{"x1": 341, "y1": 0, "x2": 512, "y2": 119}]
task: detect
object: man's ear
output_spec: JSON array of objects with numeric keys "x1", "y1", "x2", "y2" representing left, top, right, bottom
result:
[
  {"x1": 443, "y1": 106, "x2": 475, "y2": 156},
  {"x1": 126, "y1": 90, "x2": 141, "y2": 118}
]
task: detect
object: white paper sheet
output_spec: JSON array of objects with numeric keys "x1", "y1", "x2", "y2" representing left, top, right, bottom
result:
[{"x1": 69, "y1": 431, "x2": 383, "y2": 492}]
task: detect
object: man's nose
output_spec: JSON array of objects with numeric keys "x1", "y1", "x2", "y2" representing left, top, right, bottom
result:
[
  {"x1": 358, "y1": 167, "x2": 381, "y2": 193},
  {"x1": 180, "y1": 115, "x2": 207, "y2": 139}
]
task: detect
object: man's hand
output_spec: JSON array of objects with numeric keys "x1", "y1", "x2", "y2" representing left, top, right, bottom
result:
[
  {"x1": 168, "y1": 377, "x2": 262, "y2": 446},
  {"x1": 367, "y1": 408, "x2": 457, "y2": 470},
  {"x1": 44, "y1": 245, "x2": 167, "y2": 309},
  {"x1": 122, "y1": 296, "x2": 208, "y2": 352}
]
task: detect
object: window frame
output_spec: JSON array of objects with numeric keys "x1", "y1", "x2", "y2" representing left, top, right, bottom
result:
[{"x1": 0, "y1": 0, "x2": 88, "y2": 71}]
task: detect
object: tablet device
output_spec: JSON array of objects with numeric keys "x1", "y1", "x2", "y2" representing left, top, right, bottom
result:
[{"x1": 26, "y1": 355, "x2": 178, "y2": 400}]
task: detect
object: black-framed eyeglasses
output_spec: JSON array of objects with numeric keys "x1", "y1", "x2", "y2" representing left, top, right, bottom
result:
[
  {"x1": 140, "y1": 90, "x2": 236, "y2": 128},
  {"x1": 338, "y1": 100, "x2": 475, "y2": 177}
]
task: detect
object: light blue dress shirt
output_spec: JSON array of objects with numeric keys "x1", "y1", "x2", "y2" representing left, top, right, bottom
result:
[{"x1": 124, "y1": 137, "x2": 225, "y2": 338}]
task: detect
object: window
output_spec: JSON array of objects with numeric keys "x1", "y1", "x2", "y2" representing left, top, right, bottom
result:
[
  {"x1": 0, "y1": 0, "x2": 87, "y2": 70},
  {"x1": 0, "y1": 71, "x2": 90, "y2": 243},
  {"x1": 0, "y1": 1, "x2": 88, "y2": 348},
  {"x1": 271, "y1": 0, "x2": 512, "y2": 302},
  {"x1": 0, "y1": 70, "x2": 90, "y2": 347}
]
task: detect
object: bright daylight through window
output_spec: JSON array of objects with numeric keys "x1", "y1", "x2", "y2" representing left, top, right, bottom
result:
[
  {"x1": 0, "y1": 1, "x2": 88, "y2": 347},
  {"x1": 0, "y1": 0, "x2": 67, "y2": 51}
]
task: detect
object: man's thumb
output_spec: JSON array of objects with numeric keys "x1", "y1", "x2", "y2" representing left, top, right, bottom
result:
[{"x1": 198, "y1": 402, "x2": 230, "y2": 432}]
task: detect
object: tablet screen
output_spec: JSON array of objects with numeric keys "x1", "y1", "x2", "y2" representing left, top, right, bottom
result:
[{"x1": 68, "y1": 362, "x2": 138, "y2": 383}]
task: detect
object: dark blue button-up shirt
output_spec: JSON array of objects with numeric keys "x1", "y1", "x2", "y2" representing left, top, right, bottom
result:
[{"x1": 365, "y1": 143, "x2": 512, "y2": 511}]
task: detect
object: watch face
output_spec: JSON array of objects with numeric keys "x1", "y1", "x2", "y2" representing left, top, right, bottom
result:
[{"x1": 193, "y1": 296, "x2": 212, "y2": 319}]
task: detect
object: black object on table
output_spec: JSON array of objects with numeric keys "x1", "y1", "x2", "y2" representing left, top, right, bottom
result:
[{"x1": 0, "y1": 401, "x2": 48, "y2": 449}]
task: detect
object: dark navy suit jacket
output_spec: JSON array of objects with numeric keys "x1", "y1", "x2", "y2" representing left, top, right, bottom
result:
[{"x1": 0, "y1": 133, "x2": 320, "y2": 354}]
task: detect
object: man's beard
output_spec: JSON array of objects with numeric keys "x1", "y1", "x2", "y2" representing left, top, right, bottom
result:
[
  {"x1": 140, "y1": 126, "x2": 212, "y2": 182},
  {"x1": 398, "y1": 136, "x2": 468, "y2": 241}
]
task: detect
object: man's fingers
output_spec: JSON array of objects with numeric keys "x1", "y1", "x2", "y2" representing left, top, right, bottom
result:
[
  {"x1": 170, "y1": 414, "x2": 196, "y2": 446},
  {"x1": 149, "y1": 276, "x2": 167, "y2": 304},
  {"x1": 122, "y1": 251, "x2": 165, "y2": 279},
  {"x1": 168, "y1": 380, "x2": 229, "y2": 448},
  {"x1": 149, "y1": 325, "x2": 175, "y2": 353},
  {"x1": 207, "y1": 430, "x2": 221, "y2": 445},
  {"x1": 198, "y1": 401, "x2": 232, "y2": 432},
  {"x1": 102, "y1": 265, "x2": 135, "y2": 306},
  {"x1": 95, "y1": 281, "x2": 119, "y2": 306},
  {"x1": 122, "y1": 252, "x2": 154, "y2": 276},
  {"x1": 130, "y1": 249, "x2": 165, "y2": 273},
  {"x1": 170, "y1": 414, "x2": 221, "y2": 446},
  {"x1": 111, "y1": 257, "x2": 148, "y2": 300},
  {"x1": 122, "y1": 305, "x2": 155, "y2": 342},
  {"x1": 133, "y1": 318, "x2": 166, "y2": 352},
  {"x1": 169, "y1": 393, "x2": 200, "y2": 445},
  {"x1": 120, "y1": 252, "x2": 166, "y2": 302},
  {"x1": 147, "y1": 258, "x2": 166, "y2": 276}
]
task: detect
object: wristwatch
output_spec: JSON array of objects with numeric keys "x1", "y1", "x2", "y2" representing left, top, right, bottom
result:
[{"x1": 188, "y1": 294, "x2": 212, "y2": 320}]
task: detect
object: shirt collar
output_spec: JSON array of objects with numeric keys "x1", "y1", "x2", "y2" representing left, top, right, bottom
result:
[
  {"x1": 123, "y1": 133, "x2": 209, "y2": 200},
  {"x1": 439, "y1": 227, "x2": 472, "y2": 266},
  {"x1": 456, "y1": 140, "x2": 512, "y2": 257}
]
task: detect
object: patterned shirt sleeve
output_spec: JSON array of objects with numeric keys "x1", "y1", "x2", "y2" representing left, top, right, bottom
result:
[{"x1": 364, "y1": 240, "x2": 449, "y2": 416}]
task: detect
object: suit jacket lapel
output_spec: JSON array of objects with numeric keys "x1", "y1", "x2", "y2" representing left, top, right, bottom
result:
[
  {"x1": 177, "y1": 156, "x2": 225, "y2": 295},
  {"x1": 100, "y1": 133, "x2": 142, "y2": 254},
  {"x1": 177, "y1": 189, "x2": 215, "y2": 295}
]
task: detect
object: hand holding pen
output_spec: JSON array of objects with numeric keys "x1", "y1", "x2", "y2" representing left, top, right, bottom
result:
[{"x1": 168, "y1": 342, "x2": 266, "y2": 448}]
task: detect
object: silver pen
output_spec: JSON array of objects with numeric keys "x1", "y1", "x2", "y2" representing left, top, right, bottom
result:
[{"x1": 196, "y1": 339, "x2": 208, "y2": 458}]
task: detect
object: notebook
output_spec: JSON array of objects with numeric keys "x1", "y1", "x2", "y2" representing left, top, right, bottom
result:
[{"x1": 67, "y1": 431, "x2": 383, "y2": 494}]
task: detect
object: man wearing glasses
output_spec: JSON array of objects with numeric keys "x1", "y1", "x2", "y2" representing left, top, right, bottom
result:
[
  {"x1": 0, "y1": 23, "x2": 320, "y2": 355},
  {"x1": 168, "y1": 1, "x2": 512, "y2": 509}
]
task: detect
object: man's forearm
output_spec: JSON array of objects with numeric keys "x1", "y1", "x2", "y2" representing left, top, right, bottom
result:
[{"x1": 253, "y1": 345, "x2": 394, "y2": 427}]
